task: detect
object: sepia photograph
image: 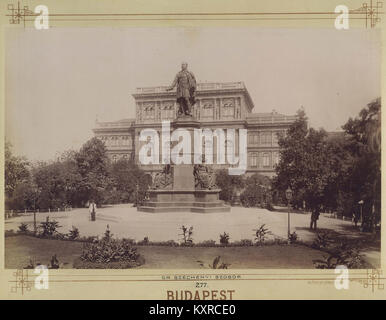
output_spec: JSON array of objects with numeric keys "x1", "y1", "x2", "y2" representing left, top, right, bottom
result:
[{"x1": 4, "y1": 25, "x2": 381, "y2": 273}]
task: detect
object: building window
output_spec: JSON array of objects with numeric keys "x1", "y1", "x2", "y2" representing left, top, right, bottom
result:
[
  {"x1": 222, "y1": 101, "x2": 235, "y2": 118},
  {"x1": 272, "y1": 132, "x2": 280, "y2": 145},
  {"x1": 203, "y1": 107, "x2": 213, "y2": 118},
  {"x1": 249, "y1": 132, "x2": 259, "y2": 145},
  {"x1": 254, "y1": 133, "x2": 259, "y2": 145},
  {"x1": 273, "y1": 152, "x2": 280, "y2": 166},
  {"x1": 202, "y1": 101, "x2": 214, "y2": 119},
  {"x1": 143, "y1": 105, "x2": 155, "y2": 120},
  {"x1": 261, "y1": 132, "x2": 272, "y2": 146},
  {"x1": 262, "y1": 152, "x2": 270, "y2": 167},
  {"x1": 251, "y1": 153, "x2": 258, "y2": 167},
  {"x1": 122, "y1": 136, "x2": 130, "y2": 145},
  {"x1": 161, "y1": 105, "x2": 174, "y2": 120}
]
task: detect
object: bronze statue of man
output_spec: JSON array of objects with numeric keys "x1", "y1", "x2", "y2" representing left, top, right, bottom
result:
[{"x1": 166, "y1": 62, "x2": 196, "y2": 116}]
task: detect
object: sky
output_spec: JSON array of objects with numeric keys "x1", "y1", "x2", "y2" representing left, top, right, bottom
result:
[{"x1": 5, "y1": 27, "x2": 380, "y2": 161}]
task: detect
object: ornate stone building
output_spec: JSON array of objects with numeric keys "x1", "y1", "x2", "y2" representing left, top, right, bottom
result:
[{"x1": 93, "y1": 82, "x2": 296, "y2": 177}]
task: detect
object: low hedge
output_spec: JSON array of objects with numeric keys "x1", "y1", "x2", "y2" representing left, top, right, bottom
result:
[{"x1": 73, "y1": 256, "x2": 145, "y2": 269}]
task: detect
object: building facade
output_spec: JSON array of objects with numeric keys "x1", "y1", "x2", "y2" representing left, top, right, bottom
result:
[{"x1": 93, "y1": 82, "x2": 296, "y2": 177}]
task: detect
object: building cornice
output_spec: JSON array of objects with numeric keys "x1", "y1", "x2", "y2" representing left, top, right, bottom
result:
[{"x1": 132, "y1": 82, "x2": 254, "y2": 111}]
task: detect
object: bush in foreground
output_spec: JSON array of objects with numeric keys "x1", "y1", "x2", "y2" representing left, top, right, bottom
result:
[
  {"x1": 73, "y1": 258, "x2": 144, "y2": 269},
  {"x1": 76, "y1": 227, "x2": 144, "y2": 268}
]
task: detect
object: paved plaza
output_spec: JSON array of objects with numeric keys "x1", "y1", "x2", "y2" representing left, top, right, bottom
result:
[{"x1": 5, "y1": 204, "x2": 357, "y2": 243}]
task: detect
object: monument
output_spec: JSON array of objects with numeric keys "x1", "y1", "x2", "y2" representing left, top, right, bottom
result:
[{"x1": 138, "y1": 63, "x2": 230, "y2": 213}]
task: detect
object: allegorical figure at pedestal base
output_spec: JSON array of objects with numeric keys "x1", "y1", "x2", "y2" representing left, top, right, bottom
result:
[{"x1": 166, "y1": 62, "x2": 196, "y2": 116}]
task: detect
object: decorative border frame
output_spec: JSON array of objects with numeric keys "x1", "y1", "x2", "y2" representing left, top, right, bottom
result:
[
  {"x1": 9, "y1": 269, "x2": 384, "y2": 295},
  {"x1": 5, "y1": 1, "x2": 384, "y2": 28},
  {"x1": 2, "y1": 0, "x2": 384, "y2": 299}
]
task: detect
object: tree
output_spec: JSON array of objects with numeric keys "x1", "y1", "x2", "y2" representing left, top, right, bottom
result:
[
  {"x1": 322, "y1": 133, "x2": 353, "y2": 213},
  {"x1": 5, "y1": 141, "x2": 29, "y2": 199},
  {"x1": 5, "y1": 141, "x2": 31, "y2": 209},
  {"x1": 215, "y1": 169, "x2": 244, "y2": 203},
  {"x1": 240, "y1": 173, "x2": 272, "y2": 208},
  {"x1": 106, "y1": 159, "x2": 151, "y2": 204},
  {"x1": 31, "y1": 154, "x2": 82, "y2": 209},
  {"x1": 274, "y1": 109, "x2": 336, "y2": 211},
  {"x1": 75, "y1": 137, "x2": 110, "y2": 205},
  {"x1": 340, "y1": 98, "x2": 381, "y2": 230},
  {"x1": 8, "y1": 181, "x2": 36, "y2": 210}
]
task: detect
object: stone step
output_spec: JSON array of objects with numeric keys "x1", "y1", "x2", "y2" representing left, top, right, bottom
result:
[
  {"x1": 138, "y1": 206, "x2": 231, "y2": 213},
  {"x1": 144, "y1": 201, "x2": 225, "y2": 208}
]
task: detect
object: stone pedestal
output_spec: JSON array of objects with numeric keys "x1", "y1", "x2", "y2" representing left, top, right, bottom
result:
[
  {"x1": 173, "y1": 165, "x2": 195, "y2": 190},
  {"x1": 137, "y1": 116, "x2": 230, "y2": 213}
]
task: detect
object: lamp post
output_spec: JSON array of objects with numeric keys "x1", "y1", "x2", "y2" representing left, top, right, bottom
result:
[
  {"x1": 33, "y1": 197, "x2": 37, "y2": 235},
  {"x1": 136, "y1": 182, "x2": 139, "y2": 207},
  {"x1": 285, "y1": 187, "x2": 293, "y2": 243},
  {"x1": 32, "y1": 185, "x2": 40, "y2": 235},
  {"x1": 358, "y1": 200, "x2": 364, "y2": 225}
]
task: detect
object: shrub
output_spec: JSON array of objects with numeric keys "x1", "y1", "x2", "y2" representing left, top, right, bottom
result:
[
  {"x1": 253, "y1": 224, "x2": 271, "y2": 245},
  {"x1": 53, "y1": 232, "x2": 66, "y2": 240},
  {"x1": 50, "y1": 254, "x2": 60, "y2": 269},
  {"x1": 79, "y1": 235, "x2": 98, "y2": 243},
  {"x1": 197, "y1": 240, "x2": 217, "y2": 247},
  {"x1": 209, "y1": 256, "x2": 231, "y2": 269},
  {"x1": 232, "y1": 239, "x2": 254, "y2": 246},
  {"x1": 154, "y1": 240, "x2": 179, "y2": 247},
  {"x1": 103, "y1": 225, "x2": 113, "y2": 241},
  {"x1": 313, "y1": 243, "x2": 366, "y2": 269},
  {"x1": 39, "y1": 216, "x2": 61, "y2": 238},
  {"x1": 67, "y1": 226, "x2": 80, "y2": 240},
  {"x1": 18, "y1": 222, "x2": 29, "y2": 233},
  {"x1": 137, "y1": 237, "x2": 150, "y2": 245},
  {"x1": 74, "y1": 258, "x2": 144, "y2": 269},
  {"x1": 5, "y1": 230, "x2": 17, "y2": 237},
  {"x1": 25, "y1": 255, "x2": 60, "y2": 269},
  {"x1": 80, "y1": 237, "x2": 141, "y2": 264},
  {"x1": 121, "y1": 238, "x2": 136, "y2": 245},
  {"x1": 312, "y1": 232, "x2": 332, "y2": 249},
  {"x1": 179, "y1": 225, "x2": 194, "y2": 246},
  {"x1": 289, "y1": 231, "x2": 298, "y2": 244},
  {"x1": 215, "y1": 169, "x2": 244, "y2": 202},
  {"x1": 219, "y1": 232, "x2": 230, "y2": 246},
  {"x1": 239, "y1": 173, "x2": 272, "y2": 207}
]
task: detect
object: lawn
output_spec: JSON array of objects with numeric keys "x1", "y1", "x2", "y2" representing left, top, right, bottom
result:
[
  {"x1": 5, "y1": 204, "x2": 380, "y2": 268},
  {"x1": 5, "y1": 235, "x2": 328, "y2": 269}
]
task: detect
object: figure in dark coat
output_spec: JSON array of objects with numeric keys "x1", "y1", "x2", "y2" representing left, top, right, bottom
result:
[
  {"x1": 310, "y1": 206, "x2": 320, "y2": 230},
  {"x1": 166, "y1": 62, "x2": 196, "y2": 116}
]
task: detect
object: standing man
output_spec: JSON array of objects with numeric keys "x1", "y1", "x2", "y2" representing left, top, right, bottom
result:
[
  {"x1": 353, "y1": 204, "x2": 361, "y2": 228},
  {"x1": 310, "y1": 205, "x2": 320, "y2": 230},
  {"x1": 166, "y1": 62, "x2": 196, "y2": 116},
  {"x1": 89, "y1": 200, "x2": 97, "y2": 221}
]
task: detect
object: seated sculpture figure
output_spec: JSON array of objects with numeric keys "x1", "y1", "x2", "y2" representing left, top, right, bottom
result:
[
  {"x1": 151, "y1": 165, "x2": 173, "y2": 190},
  {"x1": 193, "y1": 164, "x2": 217, "y2": 190}
]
